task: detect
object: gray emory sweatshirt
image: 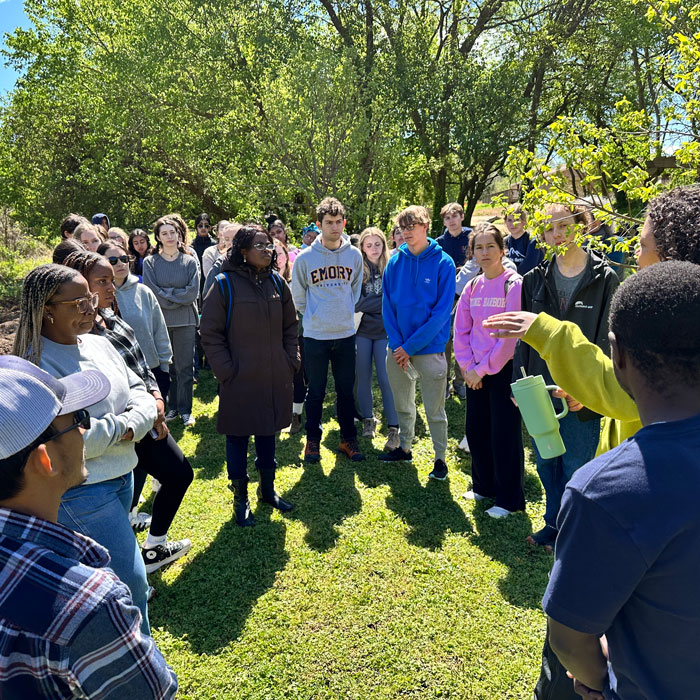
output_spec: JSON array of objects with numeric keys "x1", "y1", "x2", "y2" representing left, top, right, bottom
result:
[
  {"x1": 39, "y1": 334, "x2": 157, "y2": 484},
  {"x1": 291, "y1": 234, "x2": 363, "y2": 340},
  {"x1": 115, "y1": 274, "x2": 172, "y2": 371}
]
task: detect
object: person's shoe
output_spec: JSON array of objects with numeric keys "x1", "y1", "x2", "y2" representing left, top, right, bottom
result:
[
  {"x1": 362, "y1": 417, "x2": 377, "y2": 438},
  {"x1": 130, "y1": 510, "x2": 152, "y2": 532},
  {"x1": 289, "y1": 413, "x2": 303, "y2": 434},
  {"x1": 453, "y1": 382, "x2": 467, "y2": 400},
  {"x1": 147, "y1": 585, "x2": 156, "y2": 602},
  {"x1": 304, "y1": 439, "x2": 321, "y2": 463},
  {"x1": 142, "y1": 539, "x2": 192, "y2": 574},
  {"x1": 428, "y1": 459, "x2": 448, "y2": 481},
  {"x1": 462, "y1": 490, "x2": 487, "y2": 501},
  {"x1": 457, "y1": 435, "x2": 470, "y2": 453},
  {"x1": 257, "y1": 469, "x2": 294, "y2": 512},
  {"x1": 164, "y1": 409, "x2": 178, "y2": 422},
  {"x1": 485, "y1": 505, "x2": 513, "y2": 519},
  {"x1": 231, "y1": 478, "x2": 255, "y2": 526},
  {"x1": 151, "y1": 477, "x2": 161, "y2": 494},
  {"x1": 383, "y1": 426, "x2": 400, "y2": 452},
  {"x1": 526, "y1": 525, "x2": 558, "y2": 549},
  {"x1": 338, "y1": 439, "x2": 365, "y2": 461},
  {"x1": 445, "y1": 383, "x2": 451, "y2": 399},
  {"x1": 378, "y1": 446, "x2": 412, "y2": 462},
  {"x1": 182, "y1": 414, "x2": 196, "y2": 427}
]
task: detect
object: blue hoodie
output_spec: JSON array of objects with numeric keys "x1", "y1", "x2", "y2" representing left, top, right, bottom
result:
[
  {"x1": 436, "y1": 225, "x2": 472, "y2": 268},
  {"x1": 382, "y1": 239, "x2": 456, "y2": 356}
]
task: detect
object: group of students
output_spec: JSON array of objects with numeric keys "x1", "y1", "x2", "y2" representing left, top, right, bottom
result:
[{"x1": 2, "y1": 185, "x2": 700, "y2": 698}]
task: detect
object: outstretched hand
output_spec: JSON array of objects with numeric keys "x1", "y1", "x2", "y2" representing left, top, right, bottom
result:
[{"x1": 482, "y1": 311, "x2": 538, "y2": 338}]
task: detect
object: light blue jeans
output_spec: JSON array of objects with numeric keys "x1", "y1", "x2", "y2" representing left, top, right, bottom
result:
[
  {"x1": 355, "y1": 336, "x2": 398, "y2": 426},
  {"x1": 58, "y1": 472, "x2": 150, "y2": 635}
]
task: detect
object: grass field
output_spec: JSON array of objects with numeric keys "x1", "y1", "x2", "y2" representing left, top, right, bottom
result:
[{"x1": 140, "y1": 371, "x2": 553, "y2": 699}]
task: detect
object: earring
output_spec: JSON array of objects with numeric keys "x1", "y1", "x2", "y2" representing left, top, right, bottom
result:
[
  {"x1": 47, "y1": 315, "x2": 55, "y2": 324},
  {"x1": 243, "y1": 256, "x2": 247, "y2": 263}
]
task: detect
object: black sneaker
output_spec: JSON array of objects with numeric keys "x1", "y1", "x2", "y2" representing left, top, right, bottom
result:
[
  {"x1": 428, "y1": 459, "x2": 448, "y2": 481},
  {"x1": 378, "y1": 446, "x2": 413, "y2": 462},
  {"x1": 142, "y1": 539, "x2": 192, "y2": 574}
]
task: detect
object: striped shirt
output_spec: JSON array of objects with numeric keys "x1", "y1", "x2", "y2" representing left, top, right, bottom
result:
[
  {"x1": 93, "y1": 309, "x2": 158, "y2": 393},
  {"x1": 0, "y1": 508, "x2": 177, "y2": 699}
]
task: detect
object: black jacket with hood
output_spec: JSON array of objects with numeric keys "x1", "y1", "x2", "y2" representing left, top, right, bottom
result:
[{"x1": 513, "y1": 251, "x2": 619, "y2": 419}]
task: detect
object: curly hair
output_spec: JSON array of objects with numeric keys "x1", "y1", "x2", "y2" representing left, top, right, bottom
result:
[
  {"x1": 316, "y1": 197, "x2": 346, "y2": 224},
  {"x1": 610, "y1": 260, "x2": 700, "y2": 393},
  {"x1": 646, "y1": 185, "x2": 700, "y2": 264},
  {"x1": 228, "y1": 224, "x2": 278, "y2": 271}
]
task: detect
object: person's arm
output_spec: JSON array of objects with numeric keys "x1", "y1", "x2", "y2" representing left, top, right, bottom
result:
[
  {"x1": 147, "y1": 289, "x2": 173, "y2": 370},
  {"x1": 202, "y1": 246, "x2": 216, "y2": 280},
  {"x1": 593, "y1": 270, "x2": 619, "y2": 357},
  {"x1": 453, "y1": 283, "x2": 475, "y2": 374},
  {"x1": 511, "y1": 280, "x2": 532, "y2": 383},
  {"x1": 68, "y1": 585, "x2": 178, "y2": 699},
  {"x1": 473, "y1": 277, "x2": 522, "y2": 377},
  {"x1": 200, "y1": 280, "x2": 235, "y2": 382},
  {"x1": 355, "y1": 284, "x2": 381, "y2": 315},
  {"x1": 280, "y1": 280, "x2": 301, "y2": 370},
  {"x1": 401, "y1": 258, "x2": 456, "y2": 356},
  {"x1": 291, "y1": 256, "x2": 307, "y2": 316},
  {"x1": 381, "y1": 266, "x2": 404, "y2": 351},
  {"x1": 351, "y1": 253, "x2": 363, "y2": 304},
  {"x1": 547, "y1": 619, "x2": 607, "y2": 696},
  {"x1": 154, "y1": 257, "x2": 200, "y2": 305}
]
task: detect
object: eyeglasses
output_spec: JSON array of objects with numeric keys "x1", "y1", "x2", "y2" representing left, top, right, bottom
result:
[
  {"x1": 252, "y1": 242, "x2": 275, "y2": 252},
  {"x1": 107, "y1": 255, "x2": 132, "y2": 265},
  {"x1": 46, "y1": 293, "x2": 99, "y2": 314}
]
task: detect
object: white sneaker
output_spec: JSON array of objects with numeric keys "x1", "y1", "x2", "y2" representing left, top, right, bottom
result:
[
  {"x1": 462, "y1": 490, "x2": 486, "y2": 501},
  {"x1": 458, "y1": 435, "x2": 470, "y2": 453},
  {"x1": 129, "y1": 510, "x2": 152, "y2": 532},
  {"x1": 486, "y1": 505, "x2": 513, "y2": 519},
  {"x1": 182, "y1": 414, "x2": 195, "y2": 427}
]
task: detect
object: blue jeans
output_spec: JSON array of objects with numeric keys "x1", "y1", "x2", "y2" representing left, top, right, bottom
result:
[
  {"x1": 304, "y1": 335, "x2": 357, "y2": 441},
  {"x1": 533, "y1": 412, "x2": 601, "y2": 529},
  {"x1": 58, "y1": 472, "x2": 150, "y2": 635},
  {"x1": 355, "y1": 336, "x2": 398, "y2": 426}
]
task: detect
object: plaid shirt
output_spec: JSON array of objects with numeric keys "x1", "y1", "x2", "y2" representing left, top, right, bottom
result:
[
  {"x1": 0, "y1": 508, "x2": 177, "y2": 699},
  {"x1": 93, "y1": 310, "x2": 159, "y2": 393}
]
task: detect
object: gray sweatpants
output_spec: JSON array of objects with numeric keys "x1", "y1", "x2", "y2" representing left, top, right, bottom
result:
[
  {"x1": 168, "y1": 325, "x2": 196, "y2": 415},
  {"x1": 386, "y1": 351, "x2": 448, "y2": 460}
]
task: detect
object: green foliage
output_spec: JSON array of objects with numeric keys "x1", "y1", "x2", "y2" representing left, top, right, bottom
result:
[{"x1": 141, "y1": 372, "x2": 552, "y2": 699}]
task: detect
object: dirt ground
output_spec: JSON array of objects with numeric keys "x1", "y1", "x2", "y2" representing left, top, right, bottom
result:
[{"x1": 0, "y1": 304, "x2": 19, "y2": 355}]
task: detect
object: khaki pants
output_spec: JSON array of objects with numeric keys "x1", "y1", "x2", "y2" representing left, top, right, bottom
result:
[{"x1": 386, "y1": 352, "x2": 448, "y2": 460}]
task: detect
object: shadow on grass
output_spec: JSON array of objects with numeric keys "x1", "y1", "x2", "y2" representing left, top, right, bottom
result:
[
  {"x1": 355, "y1": 459, "x2": 472, "y2": 550},
  {"x1": 151, "y1": 506, "x2": 288, "y2": 654},
  {"x1": 283, "y1": 447, "x2": 362, "y2": 552},
  {"x1": 469, "y1": 504, "x2": 551, "y2": 610}
]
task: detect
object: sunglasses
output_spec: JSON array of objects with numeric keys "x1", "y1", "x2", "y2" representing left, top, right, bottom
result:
[
  {"x1": 46, "y1": 293, "x2": 99, "y2": 314},
  {"x1": 107, "y1": 255, "x2": 132, "y2": 265},
  {"x1": 252, "y1": 242, "x2": 275, "y2": 252},
  {"x1": 400, "y1": 224, "x2": 418, "y2": 233},
  {"x1": 47, "y1": 409, "x2": 91, "y2": 442}
]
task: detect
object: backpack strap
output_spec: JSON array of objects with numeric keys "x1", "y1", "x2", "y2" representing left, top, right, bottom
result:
[
  {"x1": 215, "y1": 272, "x2": 233, "y2": 334},
  {"x1": 270, "y1": 272, "x2": 284, "y2": 297}
]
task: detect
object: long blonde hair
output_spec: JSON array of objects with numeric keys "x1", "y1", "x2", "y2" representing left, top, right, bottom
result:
[{"x1": 359, "y1": 227, "x2": 389, "y2": 283}]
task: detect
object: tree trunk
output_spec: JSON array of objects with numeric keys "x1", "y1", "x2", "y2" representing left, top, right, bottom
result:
[{"x1": 431, "y1": 166, "x2": 448, "y2": 236}]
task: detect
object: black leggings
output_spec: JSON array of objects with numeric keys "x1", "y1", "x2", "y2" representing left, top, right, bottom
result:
[
  {"x1": 293, "y1": 332, "x2": 307, "y2": 404},
  {"x1": 131, "y1": 433, "x2": 194, "y2": 537},
  {"x1": 226, "y1": 434, "x2": 276, "y2": 480}
]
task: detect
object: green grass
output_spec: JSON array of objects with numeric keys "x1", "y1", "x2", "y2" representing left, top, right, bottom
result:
[{"x1": 142, "y1": 373, "x2": 552, "y2": 699}]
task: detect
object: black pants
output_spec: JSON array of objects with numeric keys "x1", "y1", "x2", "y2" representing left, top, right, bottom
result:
[
  {"x1": 303, "y1": 335, "x2": 357, "y2": 441},
  {"x1": 465, "y1": 361, "x2": 525, "y2": 512},
  {"x1": 533, "y1": 629, "x2": 579, "y2": 700},
  {"x1": 293, "y1": 332, "x2": 307, "y2": 404},
  {"x1": 131, "y1": 433, "x2": 194, "y2": 537},
  {"x1": 226, "y1": 434, "x2": 276, "y2": 480}
]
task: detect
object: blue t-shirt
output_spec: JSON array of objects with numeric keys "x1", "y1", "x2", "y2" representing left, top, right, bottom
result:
[
  {"x1": 436, "y1": 226, "x2": 472, "y2": 269},
  {"x1": 505, "y1": 232, "x2": 543, "y2": 276},
  {"x1": 543, "y1": 411, "x2": 700, "y2": 700}
]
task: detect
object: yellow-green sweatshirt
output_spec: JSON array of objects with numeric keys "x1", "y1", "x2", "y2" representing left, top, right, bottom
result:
[{"x1": 522, "y1": 313, "x2": 642, "y2": 456}]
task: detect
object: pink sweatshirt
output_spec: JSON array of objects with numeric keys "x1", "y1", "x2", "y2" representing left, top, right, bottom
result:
[{"x1": 453, "y1": 267, "x2": 522, "y2": 377}]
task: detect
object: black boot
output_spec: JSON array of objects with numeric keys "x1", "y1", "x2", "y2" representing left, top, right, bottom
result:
[
  {"x1": 256, "y1": 465, "x2": 294, "y2": 512},
  {"x1": 231, "y1": 478, "x2": 255, "y2": 526}
]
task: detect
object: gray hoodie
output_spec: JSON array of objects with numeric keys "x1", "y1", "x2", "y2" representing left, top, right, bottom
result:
[
  {"x1": 291, "y1": 234, "x2": 363, "y2": 340},
  {"x1": 114, "y1": 274, "x2": 172, "y2": 371}
]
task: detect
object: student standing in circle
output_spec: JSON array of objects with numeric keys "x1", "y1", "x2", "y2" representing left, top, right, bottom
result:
[
  {"x1": 453, "y1": 223, "x2": 524, "y2": 517},
  {"x1": 201, "y1": 225, "x2": 299, "y2": 526},
  {"x1": 354, "y1": 227, "x2": 399, "y2": 450},
  {"x1": 142, "y1": 216, "x2": 200, "y2": 427}
]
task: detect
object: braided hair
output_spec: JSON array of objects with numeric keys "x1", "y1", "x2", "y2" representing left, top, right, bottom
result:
[
  {"x1": 13, "y1": 264, "x2": 81, "y2": 365},
  {"x1": 62, "y1": 250, "x2": 120, "y2": 315}
]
